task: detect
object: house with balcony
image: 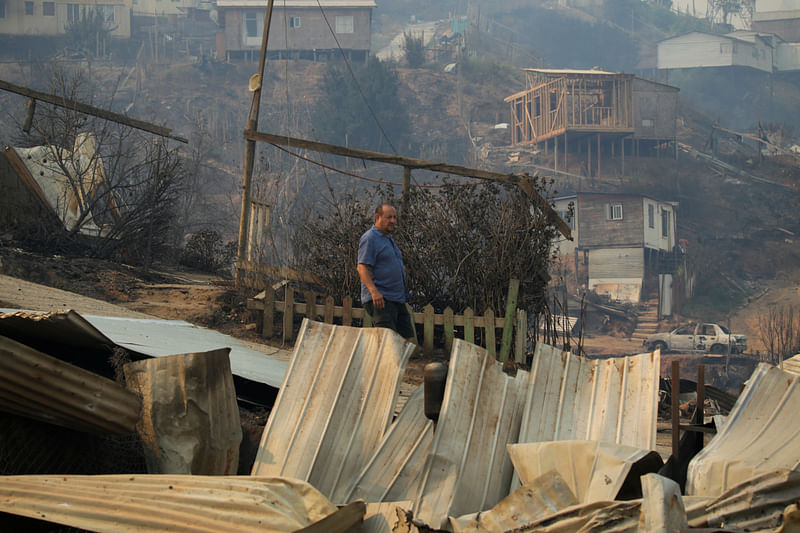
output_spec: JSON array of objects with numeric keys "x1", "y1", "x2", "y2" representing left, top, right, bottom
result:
[
  {"x1": 215, "y1": 0, "x2": 374, "y2": 62},
  {"x1": 504, "y1": 68, "x2": 679, "y2": 175}
]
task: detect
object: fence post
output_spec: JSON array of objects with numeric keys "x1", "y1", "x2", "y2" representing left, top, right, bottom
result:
[
  {"x1": 514, "y1": 308, "x2": 527, "y2": 364},
  {"x1": 464, "y1": 307, "x2": 474, "y2": 344},
  {"x1": 443, "y1": 307, "x2": 454, "y2": 353},
  {"x1": 484, "y1": 308, "x2": 496, "y2": 358},
  {"x1": 324, "y1": 295, "x2": 334, "y2": 324},
  {"x1": 343, "y1": 296, "x2": 352, "y2": 326},
  {"x1": 423, "y1": 304, "x2": 435, "y2": 356},
  {"x1": 304, "y1": 290, "x2": 316, "y2": 321},
  {"x1": 499, "y1": 279, "x2": 520, "y2": 363},
  {"x1": 283, "y1": 288, "x2": 295, "y2": 342},
  {"x1": 262, "y1": 287, "x2": 274, "y2": 338}
]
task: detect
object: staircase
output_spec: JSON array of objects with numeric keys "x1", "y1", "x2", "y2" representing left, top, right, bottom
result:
[{"x1": 631, "y1": 299, "x2": 659, "y2": 344}]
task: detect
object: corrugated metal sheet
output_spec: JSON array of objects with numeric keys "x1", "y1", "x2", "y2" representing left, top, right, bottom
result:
[
  {"x1": 783, "y1": 353, "x2": 800, "y2": 375},
  {"x1": 0, "y1": 474, "x2": 341, "y2": 532},
  {"x1": 507, "y1": 441, "x2": 660, "y2": 504},
  {"x1": 251, "y1": 319, "x2": 414, "y2": 505},
  {"x1": 451, "y1": 470, "x2": 579, "y2": 533},
  {"x1": 414, "y1": 340, "x2": 529, "y2": 529},
  {"x1": 0, "y1": 334, "x2": 140, "y2": 435},
  {"x1": 640, "y1": 474, "x2": 687, "y2": 533},
  {"x1": 686, "y1": 469, "x2": 800, "y2": 531},
  {"x1": 346, "y1": 384, "x2": 434, "y2": 503},
  {"x1": 519, "y1": 343, "x2": 659, "y2": 450},
  {"x1": 0, "y1": 309, "x2": 288, "y2": 389},
  {"x1": 686, "y1": 363, "x2": 800, "y2": 497}
]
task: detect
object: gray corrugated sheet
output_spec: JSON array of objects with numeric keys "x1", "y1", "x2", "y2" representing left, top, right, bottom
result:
[
  {"x1": 0, "y1": 309, "x2": 287, "y2": 389},
  {"x1": 686, "y1": 363, "x2": 800, "y2": 497},
  {"x1": 0, "y1": 334, "x2": 140, "y2": 434},
  {"x1": 0, "y1": 474, "x2": 342, "y2": 532},
  {"x1": 518, "y1": 343, "x2": 659, "y2": 450},
  {"x1": 251, "y1": 319, "x2": 414, "y2": 504},
  {"x1": 414, "y1": 339, "x2": 530, "y2": 529},
  {"x1": 345, "y1": 384, "x2": 434, "y2": 503}
]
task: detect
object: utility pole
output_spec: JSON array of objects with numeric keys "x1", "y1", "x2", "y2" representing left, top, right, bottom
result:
[{"x1": 236, "y1": 0, "x2": 275, "y2": 286}]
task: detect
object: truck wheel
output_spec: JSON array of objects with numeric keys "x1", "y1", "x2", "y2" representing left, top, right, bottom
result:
[
  {"x1": 710, "y1": 344, "x2": 725, "y2": 354},
  {"x1": 651, "y1": 341, "x2": 668, "y2": 353}
]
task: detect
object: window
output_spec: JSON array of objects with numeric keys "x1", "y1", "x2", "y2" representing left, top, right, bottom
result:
[
  {"x1": 335, "y1": 15, "x2": 353, "y2": 34},
  {"x1": 641, "y1": 118, "x2": 654, "y2": 128},
  {"x1": 289, "y1": 15, "x2": 300, "y2": 28},
  {"x1": 648, "y1": 204, "x2": 654, "y2": 228},
  {"x1": 245, "y1": 12, "x2": 258, "y2": 37},
  {"x1": 67, "y1": 3, "x2": 79, "y2": 21},
  {"x1": 606, "y1": 203, "x2": 623, "y2": 221},
  {"x1": 43, "y1": 1, "x2": 54, "y2": 15},
  {"x1": 0, "y1": 0, "x2": 5, "y2": 18},
  {"x1": 25, "y1": 1, "x2": 34, "y2": 15},
  {"x1": 661, "y1": 209, "x2": 669, "y2": 237}
]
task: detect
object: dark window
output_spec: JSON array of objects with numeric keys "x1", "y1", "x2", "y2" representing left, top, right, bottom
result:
[
  {"x1": 43, "y1": 1, "x2": 54, "y2": 15},
  {"x1": 648, "y1": 204, "x2": 654, "y2": 228},
  {"x1": 0, "y1": 0, "x2": 6, "y2": 18},
  {"x1": 661, "y1": 210, "x2": 669, "y2": 237},
  {"x1": 245, "y1": 12, "x2": 258, "y2": 37},
  {"x1": 25, "y1": 1, "x2": 34, "y2": 15},
  {"x1": 289, "y1": 15, "x2": 300, "y2": 28},
  {"x1": 67, "y1": 3, "x2": 79, "y2": 21},
  {"x1": 606, "y1": 203, "x2": 623, "y2": 221}
]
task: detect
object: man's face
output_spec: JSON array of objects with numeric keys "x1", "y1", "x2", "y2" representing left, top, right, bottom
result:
[{"x1": 375, "y1": 205, "x2": 398, "y2": 235}]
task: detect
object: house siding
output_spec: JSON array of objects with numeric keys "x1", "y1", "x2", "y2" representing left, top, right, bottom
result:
[
  {"x1": 658, "y1": 33, "x2": 735, "y2": 69},
  {"x1": 222, "y1": 6, "x2": 371, "y2": 53},
  {"x1": 633, "y1": 78, "x2": 678, "y2": 140},
  {"x1": 577, "y1": 194, "x2": 644, "y2": 249}
]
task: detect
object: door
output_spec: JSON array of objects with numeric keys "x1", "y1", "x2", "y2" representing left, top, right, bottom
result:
[
  {"x1": 696, "y1": 323, "x2": 718, "y2": 351},
  {"x1": 670, "y1": 323, "x2": 697, "y2": 351}
]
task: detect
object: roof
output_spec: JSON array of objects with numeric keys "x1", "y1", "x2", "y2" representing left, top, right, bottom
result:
[
  {"x1": 216, "y1": 0, "x2": 375, "y2": 7},
  {"x1": 522, "y1": 67, "x2": 619, "y2": 75}
]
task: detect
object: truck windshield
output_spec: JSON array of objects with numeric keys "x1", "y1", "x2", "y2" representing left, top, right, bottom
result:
[{"x1": 719, "y1": 325, "x2": 731, "y2": 334}]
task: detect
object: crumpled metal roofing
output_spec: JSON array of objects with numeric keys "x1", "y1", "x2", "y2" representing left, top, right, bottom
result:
[
  {"x1": 783, "y1": 353, "x2": 800, "y2": 376},
  {"x1": 0, "y1": 474, "x2": 343, "y2": 532},
  {"x1": 0, "y1": 309, "x2": 287, "y2": 389},
  {"x1": 0, "y1": 334, "x2": 140, "y2": 434},
  {"x1": 346, "y1": 384, "x2": 434, "y2": 503},
  {"x1": 686, "y1": 363, "x2": 800, "y2": 497},
  {"x1": 518, "y1": 343, "x2": 659, "y2": 450},
  {"x1": 251, "y1": 319, "x2": 414, "y2": 504},
  {"x1": 507, "y1": 440, "x2": 661, "y2": 504},
  {"x1": 414, "y1": 339, "x2": 530, "y2": 529}
]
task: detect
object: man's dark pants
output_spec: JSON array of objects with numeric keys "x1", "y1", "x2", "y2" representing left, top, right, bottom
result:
[{"x1": 364, "y1": 300, "x2": 415, "y2": 339}]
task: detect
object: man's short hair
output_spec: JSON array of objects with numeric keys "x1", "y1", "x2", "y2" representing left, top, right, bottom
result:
[{"x1": 375, "y1": 203, "x2": 394, "y2": 216}]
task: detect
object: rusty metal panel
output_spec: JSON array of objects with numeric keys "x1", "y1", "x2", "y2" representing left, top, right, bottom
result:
[
  {"x1": 519, "y1": 343, "x2": 659, "y2": 450},
  {"x1": 0, "y1": 474, "x2": 340, "y2": 532},
  {"x1": 414, "y1": 340, "x2": 529, "y2": 529},
  {"x1": 686, "y1": 363, "x2": 800, "y2": 497},
  {"x1": 0, "y1": 334, "x2": 140, "y2": 435},
  {"x1": 251, "y1": 319, "x2": 414, "y2": 504},
  {"x1": 346, "y1": 384, "x2": 434, "y2": 503}
]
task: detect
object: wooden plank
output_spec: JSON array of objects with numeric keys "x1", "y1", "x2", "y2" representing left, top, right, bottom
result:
[
  {"x1": 671, "y1": 360, "x2": 680, "y2": 461},
  {"x1": 514, "y1": 309, "x2": 527, "y2": 364},
  {"x1": 498, "y1": 279, "x2": 520, "y2": 363},
  {"x1": 406, "y1": 303, "x2": 419, "y2": 344},
  {"x1": 423, "y1": 304, "x2": 434, "y2": 356},
  {"x1": 464, "y1": 307, "x2": 474, "y2": 344},
  {"x1": 484, "y1": 308, "x2": 496, "y2": 358},
  {"x1": 284, "y1": 289, "x2": 295, "y2": 341},
  {"x1": 443, "y1": 307, "x2": 454, "y2": 353},
  {"x1": 262, "y1": 287, "x2": 275, "y2": 338},
  {"x1": 243, "y1": 129, "x2": 571, "y2": 239},
  {"x1": 305, "y1": 290, "x2": 317, "y2": 321},
  {"x1": 324, "y1": 296, "x2": 334, "y2": 324},
  {"x1": 0, "y1": 78, "x2": 188, "y2": 143},
  {"x1": 343, "y1": 297, "x2": 352, "y2": 326},
  {"x1": 362, "y1": 307, "x2": 372, "y2": 327},
  {"x1": 295, "y1": 500, "x2": 365, "y2": 533}
]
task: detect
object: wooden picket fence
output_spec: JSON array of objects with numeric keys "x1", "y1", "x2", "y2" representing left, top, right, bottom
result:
[{"x1": 247, "y1": 286, "x2": 529, "y2": 363}]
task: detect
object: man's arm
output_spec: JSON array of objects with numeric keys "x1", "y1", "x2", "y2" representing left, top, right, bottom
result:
[{"x1": 357, "y1": 263, "x2": 385, "y2": 309}]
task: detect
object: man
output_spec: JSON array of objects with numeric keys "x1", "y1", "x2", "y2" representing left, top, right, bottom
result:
[{"x1": 357, "y1": 203, "x2": 415, "y2": 340}]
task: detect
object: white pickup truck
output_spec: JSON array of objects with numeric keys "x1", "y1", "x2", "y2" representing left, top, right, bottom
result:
[{"x1": 644, "y1": 322, "x2": 747, "y2": 354}]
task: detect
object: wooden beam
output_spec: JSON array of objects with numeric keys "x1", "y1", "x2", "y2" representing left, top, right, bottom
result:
[
  {"x1": 244, "y1": 128, "x2": 572, "y2": 239},
  {"x1": 0, "y1": 78, "x2": 188, "y2": 143}
]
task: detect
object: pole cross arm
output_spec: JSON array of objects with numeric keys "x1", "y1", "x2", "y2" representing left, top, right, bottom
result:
[
  {"x1": 243, "y1": 128, "x2": 572, "y2": 240},
  {"x1": 0, "y1": 79, "x2": 188, "y2": 144}
]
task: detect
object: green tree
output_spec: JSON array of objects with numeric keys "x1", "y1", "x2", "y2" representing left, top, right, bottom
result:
[
  {"x1": 313, "y1": 59, "x2": 412, "y2": 154},
  {"x1": 403, "y1": 32, "x2": 426, "y2": 68}
]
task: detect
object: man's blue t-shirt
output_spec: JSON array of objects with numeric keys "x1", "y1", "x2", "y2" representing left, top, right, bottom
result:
[{"x1": 358, "y1": 226, "x2": 407, "y2": 304}]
